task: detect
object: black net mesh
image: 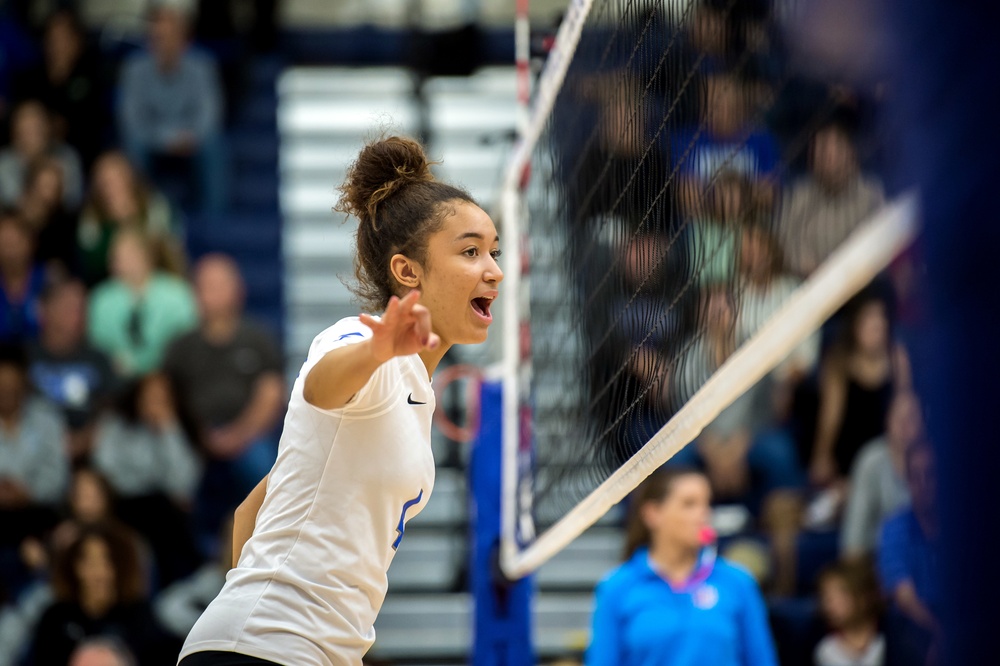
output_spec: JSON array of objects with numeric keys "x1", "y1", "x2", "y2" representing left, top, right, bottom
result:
[{"x1": 520, "y1": 0, "x2": 890, "y2": 526}]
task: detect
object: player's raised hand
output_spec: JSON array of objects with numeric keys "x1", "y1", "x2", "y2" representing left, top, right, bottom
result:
[{"x1": 360, "y1": 290, "x2": 440, "y2": 363}]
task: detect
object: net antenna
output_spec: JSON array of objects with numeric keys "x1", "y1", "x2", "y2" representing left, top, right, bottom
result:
[{"x1": 498, "y1": 0, "x2": 919, "y2": 580}]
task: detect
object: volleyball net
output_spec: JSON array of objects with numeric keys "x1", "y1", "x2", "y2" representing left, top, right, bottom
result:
[{"x1": 497, "y1": 0, "x2": 918, "y2": 580}]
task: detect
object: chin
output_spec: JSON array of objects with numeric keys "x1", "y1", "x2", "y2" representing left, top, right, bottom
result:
[{"x1": 462, "y1": 328, "x2": 490, "y2": 345}]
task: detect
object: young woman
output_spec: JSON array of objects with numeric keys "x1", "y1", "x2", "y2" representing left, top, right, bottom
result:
[
  {"x1": 810, "y1": 290, "x2": 911, "y2": 487},
  {"x1": 178, "y1": 136, "x2": 502, "y2": 666},
  {"x1": 586, "y1": 468, "x2": 777, "y2": 666},
  {"x1": 31, "y1": 522, "x2": 171, "y2": 666}
]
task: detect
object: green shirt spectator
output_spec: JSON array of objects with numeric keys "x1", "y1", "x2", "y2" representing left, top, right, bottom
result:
[{"x1": 87, "y1": 231, "x2": 195, "y2": 377}]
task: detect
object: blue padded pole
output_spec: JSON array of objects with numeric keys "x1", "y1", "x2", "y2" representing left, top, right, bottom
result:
[
  {"x1": 469, "y1": 380, "x2": 534, "y2": 666},
  {"x1": 887, "y1": 1, "x2": 1000, "y2": 663}
]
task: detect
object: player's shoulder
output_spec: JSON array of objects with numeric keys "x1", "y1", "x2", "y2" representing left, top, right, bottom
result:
[{"x1": 312, "y1": 317, "x2": 375, "y2": 347}]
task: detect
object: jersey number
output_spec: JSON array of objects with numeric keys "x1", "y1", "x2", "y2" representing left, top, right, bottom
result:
[{"x1": 393, "y1": 489, "x2": 424, "y2": 550}]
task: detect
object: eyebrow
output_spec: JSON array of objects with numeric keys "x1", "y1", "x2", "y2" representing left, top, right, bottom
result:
[{"x1": 455, "y1": 232, "x2": 500, "y2": 243}]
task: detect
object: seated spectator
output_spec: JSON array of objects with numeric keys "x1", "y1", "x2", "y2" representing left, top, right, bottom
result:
[
  {"x1": 0, "y1": 99, "x2": 83, "y2": 209},
  {"x1": 78, "y1": 150, "x2": 184, "y2": 288},
  {"x1": 118, "y1": 4, "x2": 227, "y2": 213},
  {"x1": 814, "y1": 558, "x2": 885, "y2": 666},
  {"x1": 586, "y1": 468, "x2": 777, "y2": 666},
  {"x1": 18, "y1": 158, "x2": 79, "y2": 277},
  {"x1": 0, "y1": 211, "x2": 45, "y2": 344},
  {"x1": 685, "y1": 170, "x2": 749, "y2": 288},
  {"x1": 841, "y1": 392, "x2": 922, "y2": 557},
  {"x1": 92, "y1": 373, "x2": 201, "y2": 585},
  {"x1": 164, "y1": 254, "x2": 284, "y2": 546},
  {"x1": 0, "y1": 343, "x2": 68, "y2": 548},
  {"x1": 69, "y1": 637, "x2": 138, "y2": 666},
  {"x1": 810, "y1": 289, "x2": 911, "y2": 490},
  {"x1": 670, "y1": 287, "x2": 802, "y2": 508},
  {"x1": 30, "y1": 522, "x2": 173, "y2": 666},
  {"x1": 87, "y1": 230, "x2": 197, "y2": 377},
  {"x1": 736, "y1": 222, "x2": 819, "y2": 389},
  {"x1": 672, "y1": 71, "x2": 779, "y2": 217},
  {"x1": 11, "y1": 9, "x2": 106, "y2": 169},
  {"x1": 27, "y1": 278, "x2": 116, "y2": 462},
  {"x1": 776, "y1": 117, "x2": 885, "y2": 277},
  {"x1": 877, "y1": 442, "x2": 939, "y2": 666}
]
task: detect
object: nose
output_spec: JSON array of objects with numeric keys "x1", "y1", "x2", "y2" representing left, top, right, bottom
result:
[{"x1": 485, "y1": 255, "x2": 504, "y2": 284}]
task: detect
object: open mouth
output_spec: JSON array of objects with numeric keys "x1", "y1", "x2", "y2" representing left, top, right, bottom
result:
[{"x1": 471, "y1": 296, "x2": 494, "y2": 322}]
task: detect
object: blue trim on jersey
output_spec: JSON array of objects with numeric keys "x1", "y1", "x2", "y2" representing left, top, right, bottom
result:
[
  {"x1": 337, "y1": 332, "x2": 364, "y2": 340},
  {"x1": 393, "y1": 489, "x2": 423, "y2": 550}
]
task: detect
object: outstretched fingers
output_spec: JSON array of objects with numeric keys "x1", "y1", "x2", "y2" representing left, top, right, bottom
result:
[{"x1": 411, "y1": 303, "x2": 439, "y2": 349}]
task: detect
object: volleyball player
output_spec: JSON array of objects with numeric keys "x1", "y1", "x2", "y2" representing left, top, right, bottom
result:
[{"x1": 177, "y1": 136, "x2": 502, "y2": 666}]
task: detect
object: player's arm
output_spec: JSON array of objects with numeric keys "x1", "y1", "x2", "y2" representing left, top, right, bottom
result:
[
  {"x1": 232, "y1": 474, "x2": 268, "y2": 568},
  {"x1": 303, "y1": 290, "x2": 439, "y2": 410}
]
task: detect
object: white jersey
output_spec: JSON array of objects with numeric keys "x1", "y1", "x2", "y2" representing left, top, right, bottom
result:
[{"x1": 179, "y1": 317, "x2": 436, "y2": 666}]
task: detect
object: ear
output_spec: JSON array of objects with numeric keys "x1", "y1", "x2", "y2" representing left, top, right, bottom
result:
[
  {"x1": 639, "y1": 500, "x2": 661, "y2": 532},
  {"x1": 389, "y1": 253, "x2": 423, "y2": 290}
]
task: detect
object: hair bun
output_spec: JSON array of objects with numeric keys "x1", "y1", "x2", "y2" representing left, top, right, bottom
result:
[{"x1": 336, "y1": 136, "x2": 436, "y2": 228}]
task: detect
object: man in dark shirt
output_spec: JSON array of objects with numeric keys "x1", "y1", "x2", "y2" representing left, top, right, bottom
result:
[
  {"x1": 27, "y1": 277, "x2": 115, "y2": 461},
  {"x1": 163, "y1": 254, "x2": 284, "y2": 546}
]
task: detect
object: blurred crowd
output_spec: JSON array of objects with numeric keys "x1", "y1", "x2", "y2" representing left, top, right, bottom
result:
[
  {"x1": 0, "y1": 2, "x2": 285, "y2": 665},
  {"x1": 553, "y1": 1, "x2": 933, "y2": 665}
]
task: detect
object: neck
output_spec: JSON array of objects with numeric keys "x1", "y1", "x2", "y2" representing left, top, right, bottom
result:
[
  {"x1": 840, "y1": 621, "x2": 877, "y2": 648},
  {"x1": 418, "y1": 342, "x2": 452, "y2": 379},
  {"x1": 1, "y1": 263, "x2": 29, "y2": 281},
  {"x1": 80, "y1": 589, "x2": 115, "y2": 618},
  {"x1": 156, "y1": 51, "x2": 182, "y2": 72},
  {"x1": 123, "y1": 272, "x2": 151, "y2": 292},
  {"x1": 0, "y1": 410, "x2": 21, "y2": 432},
  {"x1": 916, "y1": 508, "x2": 937, "y2": 538},
  {"x1": 48, "y1": 58, "x2": 73, "y2": 82},
  {"x1": 648, "y1": 541, "x2": 699, "y2": 583},
  {"x1": 42, "y1": 329, "x2": 79, "y2": 355},
  {"x1": 202, "y1": 314, "x2": 240, "y2": 343}
]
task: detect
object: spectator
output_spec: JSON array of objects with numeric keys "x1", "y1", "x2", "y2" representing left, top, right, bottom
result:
[
  {"x1": 670, "y1": 287, "x2": 802, "y2": 507},
  {"x1": 841, "y1": 391, "x2": 922, "y2": 557},
  {"x1": 736, "y1": 222, "x2": 819, "y2": 388},
  {"x1": 0, "y1": 343, "x2": 68, "y2": 548},
  {"x1": 92, "y1": 373, "x2": 201, "y2": 585},
  {"x1": 77, "y1": 150, "x2": 184, "y2": 288},
  {"x1": 87, "y1": 230, "x2": 197, "y2": 377},
  {"x1": 27, "y1": 278, "x2": 116, "y2": 462},
  {"x1": 164, "y1": 254, "x2": 284, "y2": 545},
  {"x1": 686, "y1": 170, "x2": 749, "y2": 288},
  {"x1": 18, "y1": 158, "x2": 79, "y2": 277},
  {"x1": 118, "y1": 4, "x2": 227, "y2": 213},
  {"x1": 814, "y1": 559, "x2": 885, "y2": 666},
  {"x1": 11, "y1": 9, "x2": 106, "y2": 169},
  {"x1": 810, "y1": 289, "x2": 911, "y2": 489},
  {"x1": 878, "y1": 443, "x2": 939, "y2": 666},
  {"x1": 69, "y1": 637, "x2": 137, "y2": 666},
  {"x1": 0, "y1": 99, "x2": 83, "y2": 208},
  {"x1": 47, "y1": 465, "x2": 121, "y2": 560},
  {"x1": 30, "y1": 522, "x2": 172, "y2": 666},
  {"x1": 776, "y1": 118, "x2": 885, "y2": 277},
  {"x1": 0, "y1": 211, "x2": 45, "y2": 344},
  {"x1": 672, "y1": 71, "x2": 779, "y2": 217},
  {"x1": 586, "y1": 468, "x2": 778, "y2": 666}
]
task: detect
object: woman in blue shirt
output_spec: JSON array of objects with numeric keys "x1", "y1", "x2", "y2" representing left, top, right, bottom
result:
[{"x1": 587, "y1": 468, "x2": 778, "y2": 666}]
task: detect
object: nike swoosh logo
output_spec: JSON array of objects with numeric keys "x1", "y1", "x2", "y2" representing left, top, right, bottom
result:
[{"x1": 407, "y1": 393, "x2": 426, "y2": 405}]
